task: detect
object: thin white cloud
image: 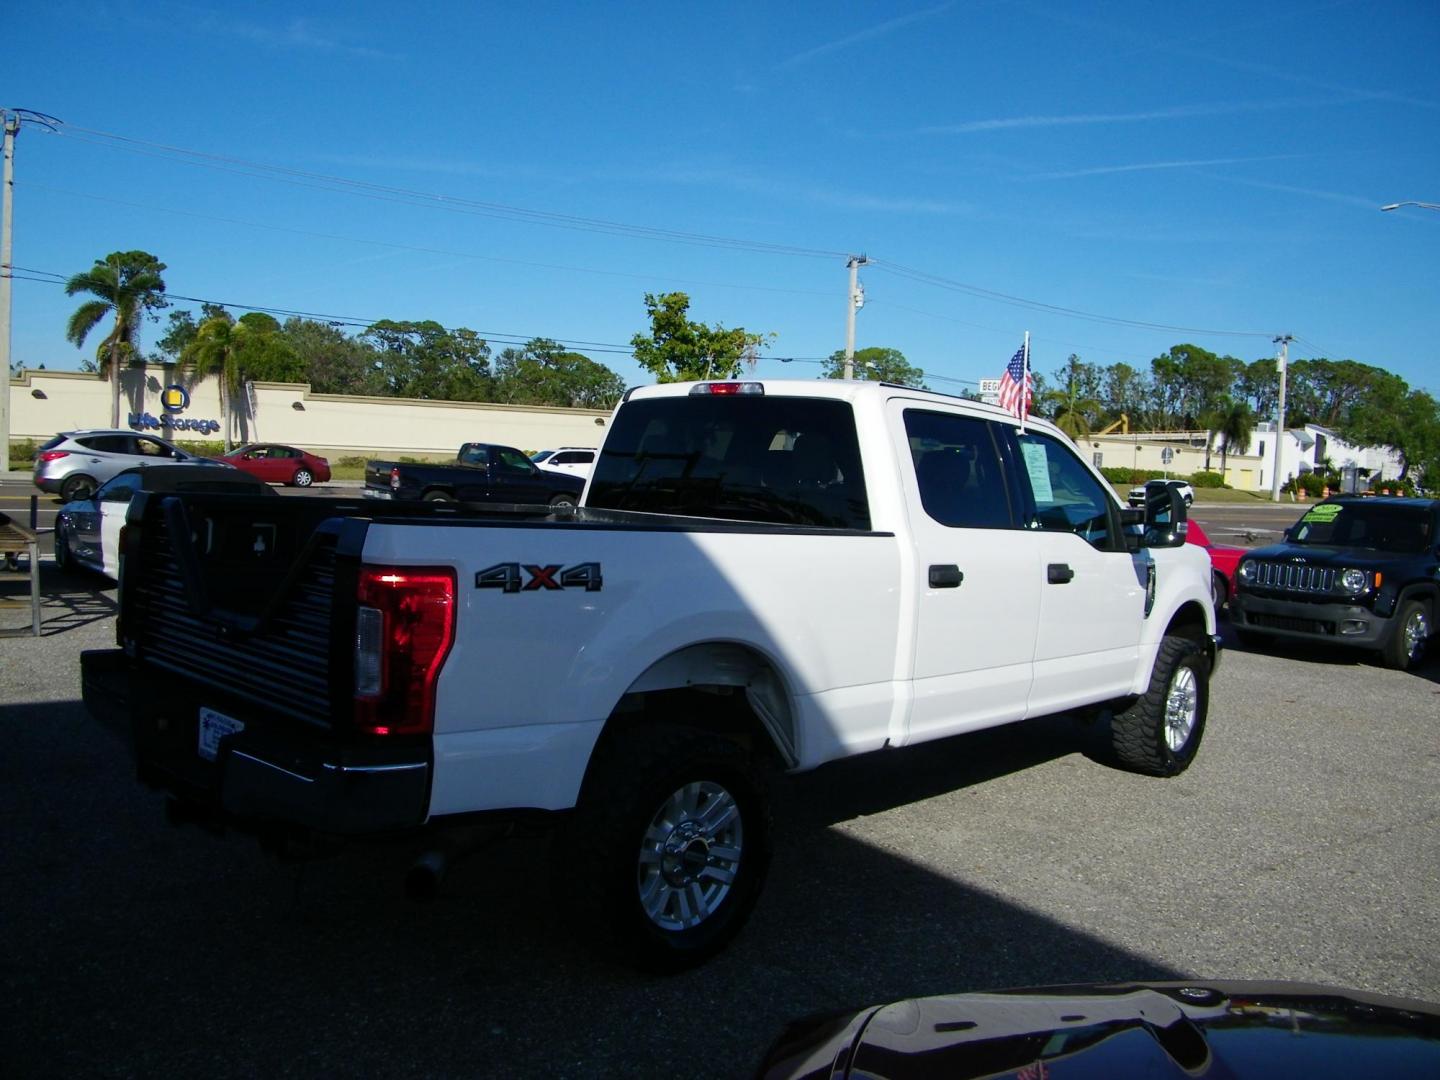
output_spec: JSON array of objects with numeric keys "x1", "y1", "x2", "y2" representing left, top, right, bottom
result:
[
  {"x1": 638, "y1": 164, "x2": 973, "y2": 216},
  {"x1": 1201, "y1": 174, "x2": 1393, "y2": 211},
  {"x1": 777, "y1": 2, "x2": 956, "y2": 70},
  {"x1": 197, "y1": 14, "x2": 399, "y2": 61},
  {"x1": 915, "y1": 95, "x2": 1373, "y2": 135},
  {"x1": 1034, "y1": 154, "x2": 1302, "y2": 180}
]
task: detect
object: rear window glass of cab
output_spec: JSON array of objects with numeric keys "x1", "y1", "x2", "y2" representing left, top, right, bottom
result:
[{"x1": 588, "y1": 396, "x2": 870, "y2": 530}]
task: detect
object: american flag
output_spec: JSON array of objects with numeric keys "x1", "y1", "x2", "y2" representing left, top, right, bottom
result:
[{"x1": 997, "y1": 339, "x2": 1032, "y2": 423}]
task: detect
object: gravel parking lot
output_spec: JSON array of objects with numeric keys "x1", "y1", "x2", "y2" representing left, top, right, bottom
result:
[{"x1": 2, "y1": 559, "x2": 1437, "y2": 1078}]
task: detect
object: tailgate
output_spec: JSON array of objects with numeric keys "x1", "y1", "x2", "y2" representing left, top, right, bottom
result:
[{"x1": 122, "y1": 491, "x2": 358, "y2": 730}]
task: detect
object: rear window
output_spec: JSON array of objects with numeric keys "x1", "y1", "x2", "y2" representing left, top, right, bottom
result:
[
  {"x1": 1289, "y1": 502, "x2": 1432, "y2": 554},
  {"x1": 588, "y1": 396, "x2": 870, "y2": 529},
  {"x1": 40, "y1": 434, "x2": 66, "y2": 451}
]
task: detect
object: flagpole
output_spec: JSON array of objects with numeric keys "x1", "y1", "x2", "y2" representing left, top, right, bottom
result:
[{"x1": 1020, "y1": 331, "x2": 1030, "y2": 434}]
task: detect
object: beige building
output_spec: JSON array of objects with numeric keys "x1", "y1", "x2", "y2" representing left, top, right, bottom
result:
[{"x1": 8, "y1": 365, "x2": 612, "y2": 459}]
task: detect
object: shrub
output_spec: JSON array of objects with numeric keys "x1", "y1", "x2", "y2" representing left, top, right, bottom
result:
[{"x1": 1186, "y1": 471, "x2": 1229, "y2": 489}]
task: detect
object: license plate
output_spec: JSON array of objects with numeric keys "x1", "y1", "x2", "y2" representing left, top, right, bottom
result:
[
  {"x1": 198, "y1": 706, "x2": 245, "y2": 762},
  {"x1": 363, "y1": 489, "x2": 392, "y2": 500}
]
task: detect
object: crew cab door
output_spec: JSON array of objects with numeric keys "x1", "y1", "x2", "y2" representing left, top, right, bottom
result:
[
  {"x1": 1005, "y1": 429, "x2": 1146, "y2": 712},
  {"x1": 891, "y1": 403, "x2": 1040, "y2": 741},
  {"x1": 489, "y1": 444, "x2": 554, "y2": 502}
]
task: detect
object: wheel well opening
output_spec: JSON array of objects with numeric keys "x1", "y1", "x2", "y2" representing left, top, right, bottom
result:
[{"x1": 597, "y1": 644, "x2": 795, "y2": 771}]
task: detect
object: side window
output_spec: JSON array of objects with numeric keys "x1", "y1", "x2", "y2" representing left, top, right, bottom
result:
[
  {"x1": 1013, "y1": 431, "x2": 1117, "y2": 550},
  {"x1": 493, "y1": 447, "x2": 535, "y2": 476},
  {"x1": 134, "y1": 438, "x2": 173, "y2": 458},
  {"x1": 904, "y1": 410, "x2": 1013, "y2": 529},
  {"x1": 79, "y1": 435, "x2": 131, "y2": 454},
  {"x1": 99, "y1": 473, "x2": 143, "y2": 502}
]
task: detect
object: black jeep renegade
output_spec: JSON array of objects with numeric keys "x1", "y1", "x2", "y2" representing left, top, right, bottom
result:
[{"x1": 1231, "y1": 496, "x2": 1438, "y2": 670}]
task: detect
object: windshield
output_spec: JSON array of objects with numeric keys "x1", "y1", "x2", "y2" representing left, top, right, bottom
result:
[
  {"x1": 1288, "y1": 502, "x2": 1433, "y2": 553},
  {"x1": 587, "y1": 395, "x2": 870, "y2": 529}
]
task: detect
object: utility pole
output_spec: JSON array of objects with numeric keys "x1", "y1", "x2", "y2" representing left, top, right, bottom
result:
[
  {"x1": 842, "y1": 254, "x2": 868, "y2": 380},
  {"x1": 0, "y1": 111, "x2": 19, "y2": 472},
  {"x1": 1270, "y1": 334, "x2": 1292, "y2": 502}
]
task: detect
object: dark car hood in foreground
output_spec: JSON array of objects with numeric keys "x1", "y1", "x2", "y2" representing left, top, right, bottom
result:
[{"x1": 756, "y1": 981, "x2": 1440, "y2": 1079}]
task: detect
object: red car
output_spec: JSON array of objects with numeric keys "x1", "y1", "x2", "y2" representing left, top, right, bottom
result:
[
  {"x1": 1186, "y1": 518, "x2": 1245, "y2": 610},
  {"x1": 221, "y1": 443, "x2": 331, "y2": 487}
]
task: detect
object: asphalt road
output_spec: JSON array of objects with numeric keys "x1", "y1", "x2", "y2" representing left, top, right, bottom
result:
[{"x1": 1, "y1": 498, "x2": 1437, "y2": 1078}]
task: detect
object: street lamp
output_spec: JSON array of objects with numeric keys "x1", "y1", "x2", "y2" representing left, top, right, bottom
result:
[{"x1": 1380, "y1": 201, "x2": 1440, "y2": 212}]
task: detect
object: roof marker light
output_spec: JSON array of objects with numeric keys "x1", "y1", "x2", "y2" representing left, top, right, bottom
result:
[{"x1": 690, "y1": 382, "x2": 764, "y2": 396}]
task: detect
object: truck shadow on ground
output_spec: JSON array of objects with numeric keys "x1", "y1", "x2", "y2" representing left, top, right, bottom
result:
[
  {"x1": 3, "y1": 698, "x2": 1183, "y2": 1080},
  {"x1": 0, "y1": 562, "x2": 117, "y2": 636}
]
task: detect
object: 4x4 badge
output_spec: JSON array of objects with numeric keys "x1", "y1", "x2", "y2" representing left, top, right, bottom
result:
[{"x1": 476, "y1": 561, "x2": 603, "y2": 593}]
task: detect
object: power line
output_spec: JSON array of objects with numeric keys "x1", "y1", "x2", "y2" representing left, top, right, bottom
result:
[
  {"x1": 23, "y1": 182, "x2": 838, "y2": 301},
  {"x1": 869, "y1": 259, "x2": 1278, "y2": 338},
  {"x1": 54, "y1": 125, "x2": 850, "y2": 261},
  {"x1": 11, "y1": 265, "x2": 834, "y2": 362}
]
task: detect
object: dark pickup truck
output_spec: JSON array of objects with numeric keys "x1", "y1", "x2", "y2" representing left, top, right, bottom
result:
[
  {"x1": 1231, "y1": 495, "x2": 1438, "y2": 670},
  {"x1": 364, "y1": 442, "x2": 585, "y2": 505}
]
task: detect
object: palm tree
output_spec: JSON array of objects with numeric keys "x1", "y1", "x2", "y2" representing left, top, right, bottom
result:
[
  {"x1": 180, "y1": 314, "x2": 248, "y2": 451},
  {"x1": 65, "y1": 251, "x2": 168, "y2": 428},
  {"x1": 1218, "y1": 400, "x2": 1254, "y2": 477}
]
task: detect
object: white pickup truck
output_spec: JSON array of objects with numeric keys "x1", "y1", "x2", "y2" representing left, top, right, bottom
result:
[{"x1": 84, "y1": 378, "x2": 1219, "y2": 969}]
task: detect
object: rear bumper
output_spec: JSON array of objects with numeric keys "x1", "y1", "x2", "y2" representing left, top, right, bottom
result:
[
  {"x1": 1231, "y1": 593, "x2": 1391, "y2": 649},
  {"x1": 33, "y1": 475, "x2": 61, "y2": 494},
  {"x1": 82, "y1": 649, "x2": 431, "y2": 836}
]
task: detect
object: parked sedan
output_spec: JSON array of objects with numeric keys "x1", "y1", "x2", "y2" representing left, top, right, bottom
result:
[
  {"x1": 1186, "y1": 518, "x2": 1245, "y2": 610},
  {"x1": 54, "y1": 464, "x2": 273, "y2": 580},
  {"x1": 33, "y1": 429, "x2": 214, "y2": 502},
  {"x1": 221, "y1": 443, "x2": 332, "y2": 487}
]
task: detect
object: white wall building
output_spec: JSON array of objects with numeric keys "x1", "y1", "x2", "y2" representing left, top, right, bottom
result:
[{"x1": 7, "y1": 366, "x2": 612, "y2": 459}]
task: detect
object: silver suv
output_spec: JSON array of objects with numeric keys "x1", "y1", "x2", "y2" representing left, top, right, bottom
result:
[{"x1": 33, "y1": 429, "x2": 217, "y2": 502}]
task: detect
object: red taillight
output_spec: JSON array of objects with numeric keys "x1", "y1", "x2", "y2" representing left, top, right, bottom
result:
[
  {"x1": 353, "y1": 566, "x2": 456, "y2": 736},
  {"x1": 38, "y1": 450, "x2": 70, "y2": 463},
  {"x1": 389, "y1": 466, "x2": 401, "y2": 491}
]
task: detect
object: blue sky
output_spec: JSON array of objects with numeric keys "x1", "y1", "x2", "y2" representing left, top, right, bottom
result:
[{"x1": 7, "y1": 1, "x2": 1439, "y2": 395}]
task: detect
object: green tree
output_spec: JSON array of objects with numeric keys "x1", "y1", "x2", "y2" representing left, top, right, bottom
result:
[
  {"x1": 281, "y1": 317, "x2": 379, "y2": 395},
  {"x1": 152, "y1": 302, "x2": 229, "y2": 364},
  {"x1": 1216, "y1": 399, "x2": 1254, "y2": 476},
  {"x1": 630, "y1": 292, "x2": 770, "y2": 382},
  {"x1": 64, "y1": 250, "x2": 170, "y2": 427},
  {"x1": 822, "y1": 346, "x2": 926, "y2": 387},
  {"x1": 1099, "y1": 362, "x2": 1149, "y2": 428},
  {"x1": 493, "y1": 338, "x2": 626, "y2": 408},
  {"x1": 361, "y1": 320, "x2": 493, "y2": 401},
  {"x1": 1039, "y1": 354, "x2": 1102, "y2": 437},
  {"x1": 180, "y1": 314, "x2": 248, "y2": 450}
]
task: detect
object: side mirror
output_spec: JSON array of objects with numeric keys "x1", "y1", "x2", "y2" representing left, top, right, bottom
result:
[{"x1": 1140, "y1": 480, "x2": 1187, "y2": 548}]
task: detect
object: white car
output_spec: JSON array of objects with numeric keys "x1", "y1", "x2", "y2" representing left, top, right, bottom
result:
[
  {"x1": 533, "y1": 446, "x2": 596, "y2": 479},
  {"x1": 1129, "y1": 479, "x2": 1195, "y2": 508},
  {"x1": 54, "y1": 464, "x2": 271, "y2": 579}
]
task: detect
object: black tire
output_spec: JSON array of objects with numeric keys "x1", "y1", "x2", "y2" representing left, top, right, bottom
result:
[
  {"x1": 1211, "y1": 572, "x2": 1227, "y2": 612},
  {"x1": 1109, "y1": 636, "x2": 1208, "y2": 777},
  {"x1": 557, "y1": 726, "x2": 772, "y2": 972},
  {"x1": 54, "y1": 529, "x2": 73, "y2": 573},
  {"x1": 549, "y1": 493, "x2": 577, "y2": 508},
  {"x1": 293, "y1": 468, "x2": 313, "y2": 487},
  {"x1": 1380, "y1": 599, "x2": 1430, "y2": 671},
  {"x1": 422, "y1": 490, "x2": 456, "y2": 503},
  {"x1": 60, "y1": 474, "x2": 97, "y2": 503}
]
